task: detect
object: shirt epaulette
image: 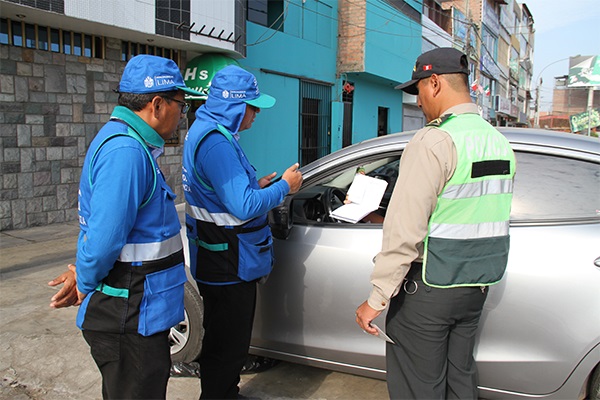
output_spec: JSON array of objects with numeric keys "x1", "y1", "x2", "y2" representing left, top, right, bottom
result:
[{"x1": 426, "y1": 113, "x2": 453, "y2": 127}]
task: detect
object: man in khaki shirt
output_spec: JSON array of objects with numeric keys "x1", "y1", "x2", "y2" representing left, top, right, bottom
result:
[{"x1": 356, "y1": 48, "x2": 514, "y2": 399}]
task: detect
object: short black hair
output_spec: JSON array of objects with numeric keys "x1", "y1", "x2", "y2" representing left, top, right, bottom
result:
[
  {"x1": 443, "y1": 73, "x2": 470, "y2": 93},
  {"x1": 118, "y1": 90, "x2": 179, "y2": 111}
]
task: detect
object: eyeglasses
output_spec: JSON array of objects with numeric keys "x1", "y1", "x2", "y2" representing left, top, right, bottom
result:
[{"x1": 162, "y1": 96, "x2": 190, "y2": 114}]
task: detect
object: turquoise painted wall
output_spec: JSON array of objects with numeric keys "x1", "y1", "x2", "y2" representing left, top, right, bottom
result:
[
  {"x1": 364, "y1": 1, "x2": 422, "y2": 85},
  {"x1": 345, "y1": 1, "x2": 422, "y2": 146},
  {"x1": 350, "y1": 77, "x2": 404, "y2": 143},
  {"x1": 237, "y1": 72, "x2": 302, "y2": 177},
  {"x1": 239, "y1": 0, "x2": 338, "y2": 177},
  {"x1": 237, "y1": 0, "x2": 423, "y2": 173}
]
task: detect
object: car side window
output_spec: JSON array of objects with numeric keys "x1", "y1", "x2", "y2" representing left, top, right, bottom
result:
[
  {"x1": 292, "y1": 156, "x2": 400, "y2": 224},
  {"x1": 511, "y1": 151, "x2": 600, "y2": 221}
]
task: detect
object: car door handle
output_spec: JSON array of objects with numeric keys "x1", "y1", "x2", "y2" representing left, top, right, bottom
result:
[{"x1": 595, "y1": 256, "x2": 600, "y2": 268}]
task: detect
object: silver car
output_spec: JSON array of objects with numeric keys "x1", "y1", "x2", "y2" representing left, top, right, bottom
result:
[{"x1": 172, "y1": 128, "x2": 600, "y2": 400}]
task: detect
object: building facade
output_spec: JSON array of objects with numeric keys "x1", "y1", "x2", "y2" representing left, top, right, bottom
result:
[
  {"x1": 0, "y1": 0, "x2": 243, "y2": 230},
  {"x1": 415, "y1": 0, "x2": 535, "y2": 126},
  {"x1": 0, "y1": 0, "x2": 536, "y2": 230}
]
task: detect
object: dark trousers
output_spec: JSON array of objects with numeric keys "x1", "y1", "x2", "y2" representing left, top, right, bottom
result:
[
  {"x1": 82, "y1": 329, "x2": 171, "y2": 400},
  {"x1": 197, "y1": 280, "x2": 257, "y2": 399},
  {"x1": 385, "y1": 272, "x2": 488, "y2": 400}
]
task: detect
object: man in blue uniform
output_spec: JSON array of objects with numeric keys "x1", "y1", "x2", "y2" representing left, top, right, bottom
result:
[
  {"x1": 48, "y1": 54, "x2": 203, "y2": 399},
  {"x1": 182, "y1": 65, "x2": 303, "y2": 399}
]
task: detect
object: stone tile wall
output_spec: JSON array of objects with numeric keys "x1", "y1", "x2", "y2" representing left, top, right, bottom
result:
[{"x1": 0, "y1": 42, "x2": 186, "y2": 230}]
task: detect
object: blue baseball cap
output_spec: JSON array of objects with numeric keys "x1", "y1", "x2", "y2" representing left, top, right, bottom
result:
[
  {"x1": 118, "y1": 55, "x2": 204, "y2": 97},
  {"x1": 208, "y1": 65, "x2": 276, "y2": 109}
]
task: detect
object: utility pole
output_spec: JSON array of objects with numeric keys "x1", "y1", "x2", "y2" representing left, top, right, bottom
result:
[
  {"x1": 586, "y1": 86, "x2": 594, "y2": 136},
  {"x1": 534, "y1": 77, "x2": 541, "y2": 128}
]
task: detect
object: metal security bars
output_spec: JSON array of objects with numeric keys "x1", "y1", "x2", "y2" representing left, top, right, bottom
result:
[{"x1": 299, "y1": 80, "x2": 331, "y2": 166}]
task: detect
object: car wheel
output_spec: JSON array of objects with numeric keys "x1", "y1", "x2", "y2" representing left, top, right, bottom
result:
[
  {"x1": 589, "y1": 364, "x2": 600, "y2": 400},
  {"x1": 170, "y1": 281, "x2": 204, "y2": 363}
]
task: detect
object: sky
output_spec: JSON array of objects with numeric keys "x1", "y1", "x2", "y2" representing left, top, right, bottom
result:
[{"x1": 522, "y1": 0, "x2": 600, "y2": 111}]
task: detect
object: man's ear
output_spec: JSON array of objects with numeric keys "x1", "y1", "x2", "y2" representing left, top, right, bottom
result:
[
  {"x1": 151, "y1": 96, "x2": 163, "y2": 116},
  {"x1": 430, "y1": 74, "x2": 441, "y2": 97}
]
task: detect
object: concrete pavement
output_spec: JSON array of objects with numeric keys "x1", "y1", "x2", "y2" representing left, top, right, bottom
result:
[{"x1": 0, "y1": 216, "x2": 388, "y2": 399}]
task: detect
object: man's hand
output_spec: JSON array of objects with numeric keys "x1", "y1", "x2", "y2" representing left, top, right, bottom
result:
[
  {"x1": 258, "y1": 172, "x2": 277, "y2": 188},
  {"x1": 281, "y1": 163, "x2": 303, "y2": 194},
  {"x1": 355, "y1": 301, "x2": 382, "y2": 336},
  {"x1": 48, "y1": 263, "x2": 85, "y2": 308}
]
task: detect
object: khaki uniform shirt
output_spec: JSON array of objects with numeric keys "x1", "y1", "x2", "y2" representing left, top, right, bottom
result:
[{"x1": 367, "y1": 103, "x2": 480, "y2": 311}]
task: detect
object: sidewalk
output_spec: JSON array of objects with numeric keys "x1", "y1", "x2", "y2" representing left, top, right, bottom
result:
[
  {"x1": 0, "y1": 210, "x2": 388, "y2": 399},
  {"x1": 0, "y1": 214, "x2": 200, "y2": 399},
  {"x1": 0, "y1": 220, "x2": 80, "y2": 273}
]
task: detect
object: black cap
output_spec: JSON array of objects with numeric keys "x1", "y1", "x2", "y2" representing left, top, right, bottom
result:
[{"x1": 395, "y1": 47, "x2": 470, "y2": 95}]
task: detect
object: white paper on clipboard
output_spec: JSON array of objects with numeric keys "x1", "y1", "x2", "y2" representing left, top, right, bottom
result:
[{"x1": 371, "y1": 323, "x2": 395, "y2": 344}]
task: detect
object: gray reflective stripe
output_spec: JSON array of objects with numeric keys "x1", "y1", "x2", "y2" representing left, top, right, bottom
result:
[
  {"x1": 429, "y1": 221, "x2": 509, "y2": 239},
  {"x1": 186, "y1": 203, "x2": 250, "y2": 227},
  {"x1": 442, "y1": 179, "x2": 513, "y2": 199},
  {"x1": 118, "y1": 234, "x2": 183, "y2": 262}
]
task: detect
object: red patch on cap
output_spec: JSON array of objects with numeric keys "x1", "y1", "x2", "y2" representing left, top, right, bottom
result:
[{"x1": 423, "y1": 65, "x2": 433, "y2": 71}]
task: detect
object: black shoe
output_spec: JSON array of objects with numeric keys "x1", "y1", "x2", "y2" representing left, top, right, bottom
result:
[
  {"x1": 240, "y1": 356, "x2": 279, "y2": 374},
  {"x1": 169, "y1": 361, "x2": 201, "y2": 378}
]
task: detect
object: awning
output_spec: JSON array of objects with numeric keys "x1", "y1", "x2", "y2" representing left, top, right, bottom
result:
[{"x1": 183, "y1": 54, "x2": 240, "y2": 100}]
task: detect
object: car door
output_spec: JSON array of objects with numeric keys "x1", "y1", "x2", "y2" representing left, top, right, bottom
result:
[
  {"x1": 476, "y1": 143, "x2": 600, "y2": 398},
  {"x1": 252, "y1": 151, "x2": 403, "y2": 376}
]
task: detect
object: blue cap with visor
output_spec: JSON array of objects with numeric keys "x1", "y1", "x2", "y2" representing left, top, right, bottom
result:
[
  {"x1": 118, "y1": 55, "x2": 204, "y2": 97},
  {"x1": 207, "y1": 65, "x2": 276, "y2": 109}
]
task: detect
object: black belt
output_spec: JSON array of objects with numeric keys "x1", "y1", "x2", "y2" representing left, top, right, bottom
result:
[{"x1": 405, "y1": 261, "x2": 423, "y2": 281}]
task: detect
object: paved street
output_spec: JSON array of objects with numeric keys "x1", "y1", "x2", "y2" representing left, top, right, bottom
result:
[{"x1": 0, "y1": 217, "x2": 388, "y2": 399}]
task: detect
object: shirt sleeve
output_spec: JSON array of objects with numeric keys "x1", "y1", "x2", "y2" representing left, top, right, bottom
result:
[
  {"x1": 367, "y1": 128, "x2": 456, "y2": 310},
  {"x1": 76, "y1": 138, "x2": 152, "y2": 293},
  {"x1": 198, "y1": 134, "x2": 289, "y2": 221}
]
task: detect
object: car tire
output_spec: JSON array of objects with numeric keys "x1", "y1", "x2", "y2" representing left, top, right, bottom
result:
[
  {"x1": 170, "y1": 281, "x2": 204, "y2": 363},
  {"x1": 589, "y1": 364, "x2": 600, "y2": 400}
]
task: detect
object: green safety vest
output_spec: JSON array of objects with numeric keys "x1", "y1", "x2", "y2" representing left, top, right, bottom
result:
[{"x1": 422, "y1": 113, "x2": 516, "y2": 288}]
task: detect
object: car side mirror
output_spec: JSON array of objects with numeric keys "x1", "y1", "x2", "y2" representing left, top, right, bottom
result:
[{"x1": 268, "y1": 196, "x2": 294, "y2": 240}]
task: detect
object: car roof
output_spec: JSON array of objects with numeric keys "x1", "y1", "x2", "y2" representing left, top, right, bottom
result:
[{"x1": 302, "y1": 127, "x2": 600, "y2": 173}]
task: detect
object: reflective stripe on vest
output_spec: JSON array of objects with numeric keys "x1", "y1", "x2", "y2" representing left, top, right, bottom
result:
[
  {"x1": 186, "y1": 203, "x2": 250, "y2": 227},
  {"x1": 441, "y1": 179, "x2": 513, "y2": 199},
  {"x1": 429, "y1": 221, "x2": 509, "y2": 239},
  {"x1": 118, "y1": 234, "x2": 183, "y2": 262}
]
